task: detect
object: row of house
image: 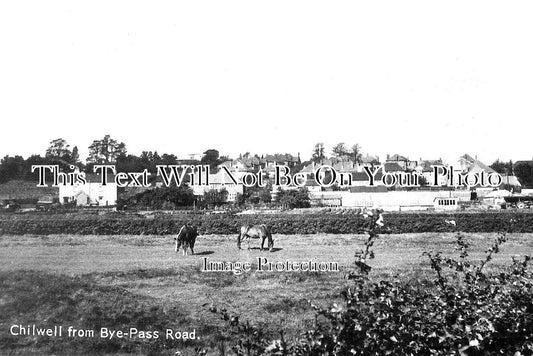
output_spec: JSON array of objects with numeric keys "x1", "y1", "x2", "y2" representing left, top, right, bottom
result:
[
  {"x1": 1, "y1": 152, "x2": 524, "y2": 210},
  {"x1": 58, "y1": 153, "x2": 523, "y2": 208}
]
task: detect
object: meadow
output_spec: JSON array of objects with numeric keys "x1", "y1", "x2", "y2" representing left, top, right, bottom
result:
[{"x1": 1, "y1": 231, "x2": 531, "y2": 355}]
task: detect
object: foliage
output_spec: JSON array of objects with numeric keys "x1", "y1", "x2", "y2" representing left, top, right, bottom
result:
[
  {"x1": 45, "y1": 138, "x2": 75, "y2": 163},
  {"x1": 311, "y1": 143, "x2": 326, "y2": 163},
  {"x1": 490, "y1": 159, "x2": 513, "y2": 175},
  {"x1": 275, "y1": 188, "x2": 311, "y2": 209},
  {"x1": 122, "y1": 186, "x2": 196, "y2": 210},
  {"x1": 0, "y1": 154, "x2": 74, "y2": 184},
  {"x1": 201, "y1": 149, "x2": 228, "y2": 172},
  {"x1": 514, "y1": 162, "x2": 533, "y2": 189},
  {"x1": 208, "y1": 214, "x2": 533, "y2": 355},
  {"x1": 87, "y1": 134, "x2": 127, "y2": 164},
  {"x1": 331, "y1": 143, "x2": 347, "y2": 158},
  {"x1": 242, "y1": 184, "x2": 272, "y2": 205},
  {"x1": 7, "y1": 211, "x2": 533, "y2": 236},
  {"x1": 202, "y1": 188, "x2": 229, "y2": 207},
  {"x1": 348, "y1": 144, "x2": 362, "y2": 164}
]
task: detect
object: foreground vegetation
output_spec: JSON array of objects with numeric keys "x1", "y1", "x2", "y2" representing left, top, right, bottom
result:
[
  {"x1": 0, "y1": 224, "x2": 532, "y2": 355},
  {"x1": 210, "y1": 215, "x2": 533, "y2": 355},
  {"x1": 3, "y1": 210, "x2": 533, "y2": 235}
]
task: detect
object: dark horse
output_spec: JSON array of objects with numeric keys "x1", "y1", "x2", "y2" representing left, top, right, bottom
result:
[
  {"x1": 174, "y1": 224, "x2": 198, "y2": 256},
  {"x1": 237, "y1": 224, "x2": 274, "y2": 252}
]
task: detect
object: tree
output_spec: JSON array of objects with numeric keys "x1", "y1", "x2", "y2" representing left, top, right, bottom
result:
[
  {"x1": 348, "y1": 144, "x2": 362, "y2": 164},
  {"x1": 311, "y1": 143, "x2": 326, "y2": 163},
  {"x1": 161, "y1": 153, "x2": 178, "y2": 165},
  {"x1": 203, "y1": 188, "x2": 228, "y2": 206},
  {"x1": 0, "y1": 155, "x2": 26, "y2": 183},
  {"x1": 514, "y1": 162, "x2": 533, "y2": 188},
  {"x1": 490, "y1": 159, "x2": 514, "y2": 175},
  {"x1": 201, "y1": 149, "x2": 227, "y2": 171},
  {"x1": 243, "y1": 183, "x2": 272, "y2": 205},
  {"x1": 276, "y1": 187, "x2": 310, "y2": 209},
  {"x1": 71, "y1": 146, "x2": 80, "y2": 165},
  {"x1": 87, "y1": 135, "x2": 127, "y2": 164},
  {"x1": 332, "y1": 143, "x2": 348, "y2": 158},
  {"x1": 45, "y1": 138, "x2": 72, "y2": 161},
  {"x1": 125, "y1": 186, "x2": 195, "y2": 209}
]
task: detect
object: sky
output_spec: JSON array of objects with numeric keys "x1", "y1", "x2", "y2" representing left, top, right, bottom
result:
[{"x1": 1, "y1": 1, "x2": 532, "y2": 165}]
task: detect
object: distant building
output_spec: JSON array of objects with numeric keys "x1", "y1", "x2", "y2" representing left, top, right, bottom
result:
[
  {"x1": 176, "y1": 153, "x2": 203, "y2": 161},
  {"x1": 218, "y1": 156, "x2": 262, "y2": 173},
  {"x1": 260, "y1": 153, "x2": 301, "y2": 175},
  {"x1": 191, "y1": 169, "x2": 244, "y2": 202},
  {"x1": 386, "y1": 154, "x2": 418, "y2": 171},
  {"x1": 59, "y1": 173, "x2": 117, "y2": 206}
]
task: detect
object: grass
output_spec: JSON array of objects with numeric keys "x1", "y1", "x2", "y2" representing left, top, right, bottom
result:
[{"x1": 0, "y1": 232, "x2": 532, "y2": 355}]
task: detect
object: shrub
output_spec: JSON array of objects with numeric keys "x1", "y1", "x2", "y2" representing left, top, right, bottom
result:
[
  {"x1": 209, "y1": 214, "x2": 533, "y2": 355},
  {"x1": 4, "y1": 211, "x2": 533, "y2": 236}
]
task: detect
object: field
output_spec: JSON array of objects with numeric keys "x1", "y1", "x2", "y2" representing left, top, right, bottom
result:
[{"x1": 1, "y1": 231, "x2": 532, "y2": 355}]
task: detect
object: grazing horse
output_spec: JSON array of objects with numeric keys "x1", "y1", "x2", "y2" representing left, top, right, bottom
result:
[
  {"x1": 237, "y1": 224, "x2": 274, "y2": 252},
  {"x1": 174, "y1": 224, "x2": 198, "y2": 256}
]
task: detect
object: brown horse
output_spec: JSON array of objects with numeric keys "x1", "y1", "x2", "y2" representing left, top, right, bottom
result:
[
  {"x1": 237, "y1": 224, "x2": 274, "y2": 252},
  {"x1": 174, "y1": 224, "x2": 198, "y2": 256}
]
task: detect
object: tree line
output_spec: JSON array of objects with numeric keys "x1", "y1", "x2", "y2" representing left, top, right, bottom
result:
[
  {"x1": 1, "y1": 136, "x2": 533, "y2": 189},
  {"x1": 0, "y1": 135, "x2": 229, "y2": 184}
]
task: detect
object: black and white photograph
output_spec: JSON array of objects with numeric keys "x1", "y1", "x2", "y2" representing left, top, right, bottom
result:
[{"x1": 1, "y1": 1, "x2": 533, "y2": 355}]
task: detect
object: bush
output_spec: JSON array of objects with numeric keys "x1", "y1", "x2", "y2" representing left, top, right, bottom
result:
[
  {"x1": 209, "y1": 214, "x2": 533, "y2": 355},
  {"x1": 4, "y1": 211, "x2": 533, "y2": 236}
]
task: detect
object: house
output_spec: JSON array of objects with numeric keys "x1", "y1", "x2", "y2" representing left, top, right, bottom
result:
[
  {"x1": 386, "y1": 154, "x2": 418, "y2": 171},
  {"x1": 59, "y1": 173, "x2": 117, "y2": 206},
  {"x1": 191, "y1": 169, "x2": 244, "y2": 202},
  {"x1": 299, "y1": 160, "x2": 386, "y2": 189},
  {"x1": 360, "y1": 154, "x2": 380, "y2": 165},
  {"x1": 260, "y1": 153, "x2": 301, "y2": 175},
  {"x1": 176, "y1": 153, "x2": 203, "y2": 161},
  {"x1": 217, "y1": 155, "x2": 262, "y2": 173},
  {"x1": 414, "y1": 159, "x2": 445, "y2": 186},
  {"x1": 500, "y1": 175, "x2": 522, "y2": 191},
  {"x1": 449, "y1": 154, "x2": 502, "y2": 193},
  {"x1": 383, "y1": 162, "x2": 405, "y2": 173},
  {"x1": 457, "y1": 154, "x2": 477, "y2": 173},
  {"x1": 433, "y1": 197, "x2": 458, "y2": 211},
  {"x1": 309, "y1": 192, "x2": 342, "y2": 207}
]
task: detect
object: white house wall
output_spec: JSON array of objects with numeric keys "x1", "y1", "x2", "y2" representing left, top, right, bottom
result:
[
  {"x1": 59, "y1": 183, "x2": 117, "y2": 206},
  {"x1": 310, "y1": 190, "x2": 471, "y2": 211}
]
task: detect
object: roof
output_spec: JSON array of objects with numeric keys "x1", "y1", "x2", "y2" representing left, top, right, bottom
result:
[
  {"x1": 387, "y1": 154, "x2": 409, "y2": 161},
  {"x1": 300, "y1": 159, "x2": 362, "y2": 173},
  {"x1": 262, "y1": 154, "x2": 300, "y2": 163},
  {"x1": 219, "y1": 157, "x2": 262, "y2": 170},
  {"x1": 85, "y1": 173, "x2": 116, "y2": 184},
  {"x1": 208, "y1": 170, "x2": 240, "y2": 185},
  {"x1": 459, "y1": 154, "x2": 476, "y2": 164},
  {"x1": 500, "y1": 175, "x2": 522, "y2": 187},
  {"x1": 360, "y1": 154, "x2": 380, "y2": 164},
  {"x1": 349, "y1": 186, "x2": 388, "y2": 192},
  {"x1": 384, "y1": 162, "x2": 405, "y2": 172},
  {"x1": 484, "y1": 189, "x2": 512, "y2": 198},
  {"x1": 238, "y1": 156, "x2": 261, "y2": 166},
  {"x1": 467, "y1": 160, "x2": 497, "y2": 175},
  {"x1": 418, "y1": 159, "x2": 443, "y2": 172},
  {"x1": 352, "y1": 171, "x2": 384, "y2": 182},
  {"x1": 74, "y1": 191, "x2": 90, "y2": 198}
]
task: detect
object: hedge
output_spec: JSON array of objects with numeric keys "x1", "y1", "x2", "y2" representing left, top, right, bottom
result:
[{"x1": 0, "y1": 211, "x2": 532, "y2": 235}]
